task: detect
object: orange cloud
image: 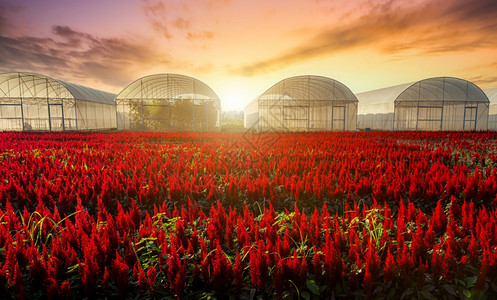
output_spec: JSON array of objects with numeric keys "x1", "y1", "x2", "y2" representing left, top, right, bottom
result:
[
  {"x1": 173, "y1": 18, "x2": 190, "y2": 30},
  {"x1": 186, "y1": 31, "x2": 214, "y2": 40},
  {"x1": 140, "y1": 0, "x2": 227, "y2": 47},
  {"x1": 233, "y1": 0, "x2": 497, "y2": 76},
  {"x1": 460, "y1": 60, "x2": 497, "y2": 88},
  {"x1": 142, "y1": 0, "x2": 173, "y2": 39}
]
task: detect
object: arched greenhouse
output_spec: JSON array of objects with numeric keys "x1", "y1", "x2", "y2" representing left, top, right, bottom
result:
[
  {"x1": 0, "y1": 72, "x2": 116, "y2": 131},
  {"x1": 244, "y1": 75, "x2": 358, "y2": 132},
  {"x1": 356, "y1": 77, "x2": 489, "y2": 131},
  {"x1": 116, "y1": 74, "x2": 221, "y2": 132}
]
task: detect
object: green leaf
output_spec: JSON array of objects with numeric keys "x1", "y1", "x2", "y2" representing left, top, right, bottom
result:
[
  {"x1": 490, "y1": 282, "x2": 497, "y2": 293},
  {"x1": 373, "y1": 285, "x2": 383, "y2": 295},
  {"x1": 400, "y1": 288, "x2": 413, "y2": 300},
  {"x1": 301, "y1": 291, "x2": 311, "y2": 300},
  {"x1": 306, "y1": 279, "x2": 320, "y2": 295},
  {"x1": 463, "y1": 289, "x2": 471, "y2": 299},
  {"x1": 249, "y1": 288, "x2": 256, "y2": 300},
  {"x1": 442, "y1": 284, "x2": 458, "y2": 297},
  {"x1": 419, "y1": 290, "x2": 438, "y2": 300},
  {"x1": 466, "y1": 275, "x2": 478, "y2": 287},
  {"x1": 422, "y1": 284, "x2": 436, "y2": 292},
  {"x1": 387, "y1": 288, "x2": 396, "y2": 300}
]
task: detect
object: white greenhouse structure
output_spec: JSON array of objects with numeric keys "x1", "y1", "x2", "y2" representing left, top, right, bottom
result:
[
  {"x1": 486, "y1": 88, "x2": 497, "y2": 130},
  {"x1": 244, "y1": 75, "x2": 358, "y2": 132},
  {"x1": 0, "y1": 72, "x2": 116, "y2": 131},
  {"x1": 356, "y1": 77, "x2": 489, "y2": 131},
  {"x1": 116, "y1": 74, "x2": 221, "y2": 132}
]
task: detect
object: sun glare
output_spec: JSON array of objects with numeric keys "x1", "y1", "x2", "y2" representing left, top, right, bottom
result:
[{"x1": 221, "y1": 89, "x2": 247, "y2": 112}]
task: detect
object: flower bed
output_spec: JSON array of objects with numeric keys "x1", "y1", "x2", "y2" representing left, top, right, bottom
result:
[{"x1": 0, "y1": 131, "x2": 496, "y2": 298}]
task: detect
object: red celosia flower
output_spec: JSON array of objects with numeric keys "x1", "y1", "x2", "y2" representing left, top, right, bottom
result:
[
  {"x1": 364, "y1": 265, "x2": 373, "y2": 297},
  {"x1": 323, "y1": 239, "x2": 345, "y2": 289},
  {"x1": 212, "y1": 245, "x2": 232, "y2": 294},
  {"x1": 147, "y1": 267, "x2": 156, "y2": 292},
  {"x1": 431, "y1": 244, "x2": 443, "y2": 284},
  {"x1": 112, "y1": 252, "x2": 129, "y2": 298},
  {"x1": 469, "y1": 233, "x2": 479, "y2": 266},
  {"x1": 383, "y1": 247, "x2": 396, "y2": 283},
  {"x1": 137, "y1": 265, "x2": 147, "y2": 292},
  {"x1": 416, "y1": 258, "x2": 427, "y2": 289},
  {"x1": 233, "y1": 252, "x2": 244, "y2": 291},
  {"x1": 101, "y1": 267, "x2": 110, "y2": 292},
  {"x1": 249, "y1": 241, "x2": 268, "y2": 290},
  {"x1": 167, "y1": 251, "x2": 187, "y2": 298},
  {"x1": 432, "y1": 200, "x2": 447, "y2": 234},
  {"x1": 313, "y1": 249, "x2": 323, "y2": 280},
  {"x1": 273, "y1": 261, "x2": 285, "y2": 299}
]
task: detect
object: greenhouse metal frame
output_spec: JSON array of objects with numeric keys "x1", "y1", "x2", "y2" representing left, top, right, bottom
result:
[
  {"x1": 0, "y1": 72, "x2": 116, "y2": 131},
  {"x1": 357, "y1": 77, "x2": 489, "y2": 131},
  {"x1": 244, "y1": 75, "x2": 358, "y2": 132},
  {"x1": 116, "y1": 74, "x2": 221, "y2": 132}
]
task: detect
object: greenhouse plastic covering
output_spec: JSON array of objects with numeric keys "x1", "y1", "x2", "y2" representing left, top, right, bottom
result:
[
  {"x1": 116, "y1": 74, "x2": 221, "y2": 132},
  {"x1": 0, "y1": 72, "x2": 116, "y2": 131},
  {"x1": 486, "y1": 88, "x2": 497, "y2": 130},
  {"x1": 244, "y1": 75, "x2": 358, "y2": 132},
  {"x1": 356, "y1": 77, "x2": 489, "y2": 131}
]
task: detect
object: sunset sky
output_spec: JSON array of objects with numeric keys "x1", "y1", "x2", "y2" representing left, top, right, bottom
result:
[{"x1": 1, "y1": 0, "x2": 497, "y2": 111}]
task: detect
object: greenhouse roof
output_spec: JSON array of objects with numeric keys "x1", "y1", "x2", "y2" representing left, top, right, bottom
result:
[
  {"x1": 257, "y1": 75, "x2": 358, "y2": 102},
  {"x1": 116, "y1": 73, "x2": 221, "y2": 110},
  {"x1": 0, "y1": 72, "x2": 116, "y2": 105},
  {"x1": 61, "y1": 81, "x2": 116, "y2": 105},
  {"x1": 356, "y1": 83, "x2": 413, "y2": 106},
  {"x1": 397, "y1": 77, "x2": 489, "y2": 103},
  {"x1": 357, "y1": 77, "x2": 489, "y2": 108}
]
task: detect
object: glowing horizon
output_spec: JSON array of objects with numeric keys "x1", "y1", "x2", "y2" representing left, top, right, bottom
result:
[{"x1": 1, "y1": 0, "x2": 497, "y2": 111}]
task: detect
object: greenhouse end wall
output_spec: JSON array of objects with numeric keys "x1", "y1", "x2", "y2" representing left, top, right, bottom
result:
[
  {"x1": 258, "y1": 100, "x2": 357, "y2": 132},
  {"x1": 116, "y1": 74, "x2": 221, "y2": 132},
  {"x1": 249, "y1": 75, "x2": 358, "y2": 132},
  {"x1": 394, "y1": 101, "x2": 488, "y2": 131},
  {"x1": 117, "y1": 99, "x2": 219, "y2": 132}
]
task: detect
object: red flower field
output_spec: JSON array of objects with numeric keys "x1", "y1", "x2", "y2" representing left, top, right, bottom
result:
[{"x1": 1, "y1": 131, "x2": 497, "y2": 299}]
